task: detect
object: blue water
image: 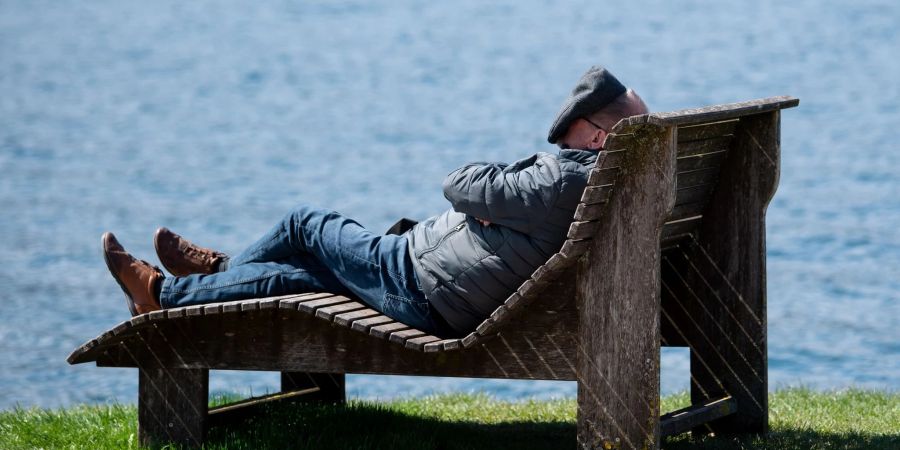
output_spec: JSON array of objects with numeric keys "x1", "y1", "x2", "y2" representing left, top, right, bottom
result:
[{"x1": 1, "y1": 0, "x2": 898, "y2": 409}]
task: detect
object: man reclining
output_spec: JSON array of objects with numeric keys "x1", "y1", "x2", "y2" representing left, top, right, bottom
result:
[{"x1": 101, "y1": 66, "x2": 648, "y2": 339}]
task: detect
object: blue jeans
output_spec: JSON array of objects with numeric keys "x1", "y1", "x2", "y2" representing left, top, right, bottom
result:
[{"x1": 158, "y1": 204, "x2": 457, "y2": 338}]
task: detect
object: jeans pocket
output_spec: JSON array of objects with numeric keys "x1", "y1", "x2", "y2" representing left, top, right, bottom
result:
[{"x1": 382, "y1": 292, "x2": 430, "y2": 330}]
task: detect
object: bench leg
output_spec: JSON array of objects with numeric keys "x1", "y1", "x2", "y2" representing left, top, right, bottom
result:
[
  {"x1": 576, "y1": 125, "x2": 676, "y2": 449},
  {"x1": 138, "y1": 365, "x2": 209, "y2": 447},
  {"x1": 683, "y1": 111, "x2": 779, "y2": 436},
  {"x1": 281, "y1": 371, "x2": 345, "y2": 404}
]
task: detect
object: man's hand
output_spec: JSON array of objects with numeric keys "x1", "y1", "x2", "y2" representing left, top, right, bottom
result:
[{"x1": 476, "y1": 218, "x2": 491, "y2": 227}]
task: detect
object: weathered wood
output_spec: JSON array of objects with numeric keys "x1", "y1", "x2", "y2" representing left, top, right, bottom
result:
[
  {"x1": 684, "y1": 111, "x2": 779, "y2": 436},
  {"x1": 315, "y1": 301, "x2": 366, "y2": 321},
  {"x1": 649, "y1": 96, "x2": 798, "y2": 126},
  {"x1": 580, "y1": 185, "x2": 614, "y2": 204},
  {"x1": 677, "y1": 121, "x2": 738, "y2": 143},
  {"x1": 574, "y1": 202, "x2": 607, "y2": 222},
  {"x1": 676, "y1": 149, "x2": 728, "y2": 171},
  {"x1": 370, "y1": 322, "x2": 409, "y2": 339},
  {"x1": 350, "y1": 314, "x2": 393, "y2": 334},
  {"x1": 96, "y1": 308, "x2": 580, "y2": 380},
  {"x1": 668, "y1": 201, "x2": 707, "y2": 222},
  {"x1": 567, "y1": 221, "x2": 601, "y2": 240},
  {"x1": 660, "y1": 396, "x2": 737, "y2": 437},
  {"x1": 333, "y1": 308, "x2": 381, "y2": 328},
  {"x1": 208, "y1": 387, "x2": 320, "y2": 427},
  {"x1": 586, "y1": 166, "x2": 620, "y2": 186},
  {"x1": 677, "y1": 167, "x2": 720, "y2": 189},
  {"x1": 576, "y1": 124, "x2": 676, "y2": 450},
  {"x1": 674, "y1": 183, "x2": 716, "y2": 206},
  {"x1": 281, "y1": 372, "x2": 345, "y2": 404},
  {"x1": 661, "y1": 216, "x2": 703, "y2": 241},
  {"x1": 296, "y1": 295, "x2": 350, "y2": 314},
  {"x1": 137, "y1": 359, "x2": 208, "y2": 447}
]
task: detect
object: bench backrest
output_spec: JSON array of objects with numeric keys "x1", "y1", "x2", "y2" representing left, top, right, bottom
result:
[{"x1": 461, "y1": 96, "x2": 799, "y2": 348}]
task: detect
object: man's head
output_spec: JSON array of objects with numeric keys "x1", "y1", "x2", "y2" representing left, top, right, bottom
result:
[{"x1": 548, "y1": 67, "x2": 648, "y2": 150}]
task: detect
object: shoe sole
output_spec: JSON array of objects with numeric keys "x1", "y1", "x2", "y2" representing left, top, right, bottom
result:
[{"x1": 102, "y1": 232, "x2": 139, "y2": 317}]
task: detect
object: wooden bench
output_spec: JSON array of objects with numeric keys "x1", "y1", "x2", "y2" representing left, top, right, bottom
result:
[{"x1": 68, "y1": 95, "x2": 799, "y2": 449}]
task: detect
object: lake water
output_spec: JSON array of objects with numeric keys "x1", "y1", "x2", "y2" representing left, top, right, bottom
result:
[{"x1": 1, "y1": 0, "x2": 898, "y2": 409}]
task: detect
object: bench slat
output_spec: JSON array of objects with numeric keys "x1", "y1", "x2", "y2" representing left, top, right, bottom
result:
[
  {"x1": 405, "y1": 335, "x2": 441, "y2": 351},
  {"x1": 315, "y1": 301, "x2": 366, "y2": 321},
  {"x1": 676, "y1": 167, "x2": 720, "y2": 190},
  {"x1": 580, "y1": 185, "x2": 614, "y2": 204},
  {"x1": 574, "y1": 202, "x2": 606, "y2": 222},
  {"x1": 388, "y1": 328, "x2": 426, "y2": 345},
  {"x1": 370, "y1": 322, "x2": 409, "y2": 339},
  {"x1": 567, "y1": 221, "x2": 601, "y2": 240},
  {"x1": 278, "y1": 292, "x2": 336, "y2": 310},
  {"x1": 586, "y1": 167, "x2": 619, "y2": 186},
  {"x1": 676, "y1": 150, "x2": 728, "y2": 172},
  {"x1": 677, "y1": 120, "x2": 738, "y2": 143},
  {"x1": 675, "y1": 183, "x2": 716, "y2": 206},
  {"x1": 669, "y1": 202, "x2": 707, "y2": 222},
  {"x1": 333, "y1": 308, "x2": 381, "y2": 328},
  {"x1": 661, "y1": 216, "x2": 703, "y2": 240},
  {"x1": 652, "y1": 95, "x2": 798, "y2": 126},
  {"x1": 350, "y1": 315, "x2": 393, "y2": 334},
  {"x1": 423, "y1": 339, "x2": 461, "y2": 352},
  {"x1": 296, "y1": 296, "x2": 352, "y2": 314}
]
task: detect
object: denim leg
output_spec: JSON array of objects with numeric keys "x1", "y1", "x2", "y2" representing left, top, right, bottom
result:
[
  {"x1": 160, "y1": 253, "x2": 351, "y2": 308},
  {"x1": 160, "y1": 204, "x2": 454, "y2": 337}
]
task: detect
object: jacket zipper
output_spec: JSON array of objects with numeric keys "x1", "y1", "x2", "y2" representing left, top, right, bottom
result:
[{"x1": 417, "y1": 222, "x2": 466, "y2": 258}]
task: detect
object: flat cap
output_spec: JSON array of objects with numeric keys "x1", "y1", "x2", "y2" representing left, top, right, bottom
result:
[{"x1": 547, "y1": 66, "x2": 626, "y2": 144}]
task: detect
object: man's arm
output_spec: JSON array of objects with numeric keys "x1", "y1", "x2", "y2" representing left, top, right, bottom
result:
[{"x1": 442, "y1": 154, "x2": 561, "y2": 235}]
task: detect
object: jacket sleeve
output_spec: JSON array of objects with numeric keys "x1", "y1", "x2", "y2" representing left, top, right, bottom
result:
[{"x1": 442, "y1": 153, "x2": 561, "y2": 234}]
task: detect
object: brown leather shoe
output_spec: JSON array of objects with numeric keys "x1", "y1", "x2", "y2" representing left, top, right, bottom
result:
[
  {"x1": 154, "y1": 227, "x2": 228, "y2": 276},
  {"x1": 102, "y1": 232, "x2": 163, "y2": 316}
]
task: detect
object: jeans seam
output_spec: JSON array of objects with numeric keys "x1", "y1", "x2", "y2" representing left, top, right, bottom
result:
[{"x1": 166, "y1": 267, "x2": 311, "y2": 294}]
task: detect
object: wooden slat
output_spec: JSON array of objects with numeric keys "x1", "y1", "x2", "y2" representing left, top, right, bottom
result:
[
  {"x1": 669, "y1": 202, "x2": 707, "y2": 222},
  {"x1": 601, "y1": 149, "x2": 627, "y2": 167},
  {"x1": 586, "y1": 167, "x2": 620, "y2": 186},
  {"x1": 388, "y1": 328, "x2": 425, "y2": 346},
  {"x1": 502, "y1": 292, "x2": 525, "y2": 310},
  {"x1": 461, "y1": 332, "x2": 480, "y2": 348},
  {"x1": 675, "y1": 183, "x2": 715, "y2": 206},
  {"x1": 208, "y1": 387, "x2": 321, "y2": 428},
  {"x1": 661, "y1": 216, "x2": 703, "y2": 240},
  {"x1": 676, "y1": 150, "x2": 727, "y2": 171},
  {"x1": 567, "y1": 221, "x2": 601, "y2": 240},
  {"x1": 650, "y1": 96, "x2": 798, "y2": 126},
  {"x1": 580, "y1": 185, "x2": 614, "y2": 204},
  {"x1": 349, "y1": 315, "x2": 393, "y2": 334},
  {"x1": 660, "y1": 397, "x2": 737, "y2": 437},
  {"x1": 423, "y1": 339, "x2": 460, "y2": 352},
  {"x1": 560, "y1": 239, "x2": 591, "y2": 259},
  {"x1": 405, "y1": 335, "x2": 441, "y2": 351},
  {"x1": 315, "y1": 301, "x2": 366, "y2": 321},
  {"x1": 677, "y1": 167, "x2": 720, "y2": 189},
  {"x1": 296, "y1": 295, "x2": 352, "y2": 314},
  {"x1": 278, "y1": 293, "x2": 335, "y2": 310},
  {"x1": 203, "y1": 305, "x2": 222, "y2": 315},
  {"x1": 240, "y1": 300, "x2": 260, "y2": 312},
  {"x1": 574, "y1": 202, "x2": 606, "y2": 222},
  {"x1": 369, "y1": 322, "x2": 408, "y2": 339},
  {"x1": 333, "y1": 308, "x2": 380, "y2": 328},
  {"x1": 442, "y1": 339, "x2": 462, "y2": 351},
  {"x1": 677, "y1": 121, "x2": 738, "y2": 143}
]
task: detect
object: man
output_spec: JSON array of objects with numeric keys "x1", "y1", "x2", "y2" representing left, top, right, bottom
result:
[{"x1": 102, "y1": 66, "x2": 648, "y2": 339}]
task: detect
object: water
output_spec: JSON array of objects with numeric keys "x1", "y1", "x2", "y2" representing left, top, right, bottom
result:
[{"x1": 1, "y1": 0, "x2": 898, "y2": 409}]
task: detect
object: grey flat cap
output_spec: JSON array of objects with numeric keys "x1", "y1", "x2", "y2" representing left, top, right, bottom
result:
[{"x1": 547, "y1": 66, "x2": 626, "y2": 144}]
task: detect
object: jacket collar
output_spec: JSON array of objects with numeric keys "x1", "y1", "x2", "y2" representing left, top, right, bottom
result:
[{"x1": 558, "y1": 149, "x2": 599, "y2": 165}]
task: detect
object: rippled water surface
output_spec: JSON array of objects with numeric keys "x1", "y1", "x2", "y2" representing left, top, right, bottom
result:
[{"x1": 1, "y1": 0, "x2": 898, "y2": 408}]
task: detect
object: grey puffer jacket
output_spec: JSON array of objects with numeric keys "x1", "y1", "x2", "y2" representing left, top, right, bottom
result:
[{"x1": 407, "y1": 149, "x2": 597, "y2": 335}]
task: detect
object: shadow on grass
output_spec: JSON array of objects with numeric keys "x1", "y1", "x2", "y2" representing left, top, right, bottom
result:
[
  {"x1": 201, "y1": 400, "x2": 573, "y2": 450},
  {"x1": 663, "y1": 428, "x2": 899, "y2": 450},
  {"x1": 192, "y1": 400, "x2": 900, "y2": 450}
]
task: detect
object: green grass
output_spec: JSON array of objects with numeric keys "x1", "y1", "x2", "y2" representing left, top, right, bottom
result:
[{"x1": 0, "y1": 389, "x2": 896, "y2": 449}]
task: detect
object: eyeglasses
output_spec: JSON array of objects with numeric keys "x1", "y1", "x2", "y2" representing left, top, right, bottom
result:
[{"x1": 582, "y1": 117, "x2": 608, "y2": 133}]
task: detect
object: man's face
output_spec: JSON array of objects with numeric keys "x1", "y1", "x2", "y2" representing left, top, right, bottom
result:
[{"x1": 556, "y1": 117, "x2": 607, "y2": 151}]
